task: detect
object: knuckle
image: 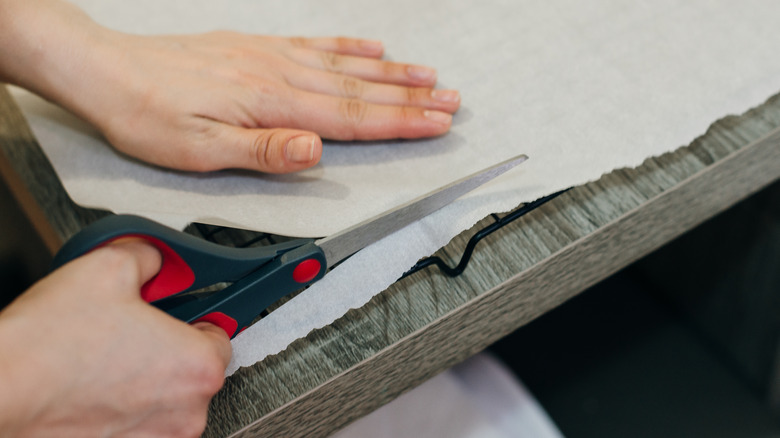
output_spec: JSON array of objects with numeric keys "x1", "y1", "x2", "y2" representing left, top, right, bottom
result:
[
  {"x1": 252, "y1": 129, "x2": 287, "y2": 171},
  {"x1": 289, "y1": 36, "x2": 307, "y2": 48},
  {"x1": 338, "y1": 99, "x2": 368, "y2": 135},
  {"x1": 180, "y1": 123, "x2": 222, "y2": 171},
  {"x1": 320, "y1": 51, "x2": 343, "y2": 72},
  {"x1": 97, "y1": 246, "x2": 136, "y2": 275},
  {"x1": 398, "y1": 106, "x2": 415, "y2": 124},
  {"x1": 405, "y1": 86, "x2": 430, "y2": 105},
  {"x1": 383, "y1": 61, "x2": 401, "y2": 77},
  {"x1": 250, "y1": 131, "x2": 271, "y2": 168},
  {"x1": 91, "y1": 246, "x2": 140, "y2": 288},
  {"x1": 339, "y1": 76, "x2": 365, "y2": 99}
]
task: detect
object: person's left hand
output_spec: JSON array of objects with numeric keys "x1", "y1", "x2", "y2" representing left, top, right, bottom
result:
[
  {"x1": 2, "y1": 2, "x2": 461, "y2": 174},
  {"x1": 78, "y1": 33, "x2": 460, "y2": 173},
  {"x1": 45, "y1": 27, "x2": 462, "y2": 173}
]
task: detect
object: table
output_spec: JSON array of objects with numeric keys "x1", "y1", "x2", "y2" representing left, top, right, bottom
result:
[{"x1": 1, "y1": 84, "x2": 779, "y2": 437}]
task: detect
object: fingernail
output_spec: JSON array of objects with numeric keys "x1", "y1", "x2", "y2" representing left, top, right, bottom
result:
[
  {"x1": 424, "y1": 110, "x2": 452, "y2": 125},
  {"x1": 407, "y1": 65, "x2": 437, "y2": 82},
  {"x1": 286, "y1": 136, "x2": 316, "y2": 163},
  {"x1": 431, "y1": 89, "x2": 460, "y2": 103},
  {"x1": 359, "y1": 39, "x2": 384, "y2": 53}
]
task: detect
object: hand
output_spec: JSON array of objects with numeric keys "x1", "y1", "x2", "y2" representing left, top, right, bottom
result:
[
  {"x1": 78, "y1": 32, "x2": 462, "y2": 173},
  {"x1": 0, "y1": 0, "x2": 460, "y2": 174},
  {"x1": 0, "y1": 240, "x2": 231, "y2": 437}
]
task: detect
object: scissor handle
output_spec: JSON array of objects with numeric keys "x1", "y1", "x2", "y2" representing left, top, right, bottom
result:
[
  {"x1": 159, "y1": 241, "x2": 327, "y2": 338},
  {"x1": 52, "y1": 215, "x2": 307, "y2": 303}
]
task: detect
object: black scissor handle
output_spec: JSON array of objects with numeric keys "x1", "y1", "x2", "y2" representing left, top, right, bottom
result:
[{"x1": 161, "y1": 241, "x2": 327, "y2": 338}]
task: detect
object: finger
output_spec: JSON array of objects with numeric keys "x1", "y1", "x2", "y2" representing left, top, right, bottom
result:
[
  {"x1": 288, "y1": 91, "x2": 453, "y2": 140},
  {"x1": 284, "y1": 36, "x2": 384, "y2": 58},
  {"x1": 192, "y1": 322, "x2": 233, "y2": 368},
  {"x1": 71, "y1": 239, "x2": 163, "y2": 301},
  {"x1": 105, "y1": 238, "x2": 163, "y2": 285},
  {"x1": 6, "y1": 239, "x2": 162, "y2": 313},
  {"x1": 202, "y1": 124, "x2": 322, "y2": 173},
  {"x1": 284, "y1": 48, "x2": 438, "y2": 87},
  {"x1": 284, "y1": 67, "x2": 460, "y2": 113}
]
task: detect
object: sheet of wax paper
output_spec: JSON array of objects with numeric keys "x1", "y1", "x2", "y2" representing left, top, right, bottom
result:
[{"x1": 11, "y1": 0, "x2": 780, "y2": 374}]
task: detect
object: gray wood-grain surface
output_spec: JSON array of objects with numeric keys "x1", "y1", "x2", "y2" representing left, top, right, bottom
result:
[{"x1": 1, "y1": 83, "x2": 779, "y2": 437}]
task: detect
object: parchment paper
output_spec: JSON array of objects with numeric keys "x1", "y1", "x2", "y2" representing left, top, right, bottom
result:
[{"x1": 11, "y1": 0, "x2": 780, "y2": 375}]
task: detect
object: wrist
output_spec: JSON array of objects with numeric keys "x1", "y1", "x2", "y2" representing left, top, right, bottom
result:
[{"x1": 0, "y1": 0, "x2": 115, "y2": 117}]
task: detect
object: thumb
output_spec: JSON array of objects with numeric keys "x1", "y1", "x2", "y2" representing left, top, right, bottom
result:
[
  {"x1": 102, "y1": 238, "x2": 163, "y2": 289},
  {"x1": 216, "y1": 125, "x2": 322, "y2": 173},
  {"x1": 193, "y1": 322, "x2": 233, "y2": 368}
]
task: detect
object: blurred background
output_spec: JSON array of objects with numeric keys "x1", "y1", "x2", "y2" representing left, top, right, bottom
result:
[
  {"x1": 0, "y1": 176, "x2": 49, "y2": 309},
  {"x1": 490, "y1": 181, "x2": 780, "y2": 437}
]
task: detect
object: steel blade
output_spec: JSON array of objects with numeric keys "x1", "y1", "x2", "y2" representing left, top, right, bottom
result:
[{"x1": 316, "y1": 154, "x2": 528, "y2": 266}]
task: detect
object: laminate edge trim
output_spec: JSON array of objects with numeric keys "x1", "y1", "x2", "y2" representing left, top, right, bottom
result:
[
  {"x1": 227, "y1": 127, "x2": 780, "y2": 438},
  {"x1": 0, "y1": 149, "x2": 62, "y2": 254}
]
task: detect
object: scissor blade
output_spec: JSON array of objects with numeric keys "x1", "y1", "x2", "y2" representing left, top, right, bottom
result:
[{"x1": 316, "y1": 154, "x2": 528, "y2": 266}]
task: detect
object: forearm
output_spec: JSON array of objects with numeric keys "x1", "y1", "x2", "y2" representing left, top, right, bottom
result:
[{"x1": 0, "y1": 0, "x2": 112, "y2": 118}]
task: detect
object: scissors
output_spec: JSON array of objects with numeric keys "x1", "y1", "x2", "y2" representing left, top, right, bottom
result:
[{"x1": 51, "y1": 155, "x2": 527, "y2": 338}]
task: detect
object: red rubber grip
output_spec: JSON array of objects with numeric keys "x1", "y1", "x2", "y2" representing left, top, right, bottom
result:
[
  {"x1": 195, "y1": 312, "x2": 238, "y2": 338},
  {"x1": 293, "y1": 259, "x2": 321, "y2": 283},
  {"x1": 100, "y1": 235, "x2": 196, "y2": 302}
]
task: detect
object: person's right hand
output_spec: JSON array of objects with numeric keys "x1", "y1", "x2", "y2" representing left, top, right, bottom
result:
[{"x1": 0, "y1": 239, "x2": 231, "y2": 437}]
